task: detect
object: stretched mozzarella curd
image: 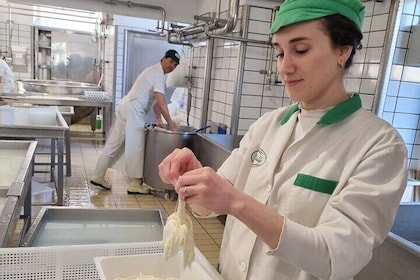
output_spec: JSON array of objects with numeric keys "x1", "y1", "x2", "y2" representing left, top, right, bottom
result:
[{"x1": 162, "y1": 199, "x2": 195, "y2": 269}]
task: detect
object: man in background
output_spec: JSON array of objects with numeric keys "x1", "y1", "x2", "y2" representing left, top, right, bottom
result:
[{"x1": 90, "y1": 49, "x2": 180, "y2": 194}]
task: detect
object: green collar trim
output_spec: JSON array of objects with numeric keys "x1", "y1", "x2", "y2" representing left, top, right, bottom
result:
[
  {"x1": 280, "y1": 103, "x2": 300, "y2": 125},
  {"x1": 280, "y1": 94, "x2": 362, "y2": 125}
]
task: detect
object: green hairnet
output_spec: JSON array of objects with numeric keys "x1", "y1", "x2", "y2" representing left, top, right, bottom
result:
[{"x1": 270, "y1": 0, "x2": 365, "y2": 34}]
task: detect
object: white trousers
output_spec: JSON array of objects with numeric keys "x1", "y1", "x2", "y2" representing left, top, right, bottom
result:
[{"x1": 102, "y1": 97, "x2": 146, "y2": 179}]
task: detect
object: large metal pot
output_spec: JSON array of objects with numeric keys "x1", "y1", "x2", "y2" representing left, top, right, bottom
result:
[{"x1": 144, "y1": 125, "x2": 202, "y2": 192}]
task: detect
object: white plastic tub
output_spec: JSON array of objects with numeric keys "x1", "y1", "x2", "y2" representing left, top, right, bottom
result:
[
  {"x1": 94, "y1": 248, "x2": 223, "y2": 280},
  {"x1": 29, "y1": 106, "x2": 58, "y2": 126},
  {"x1": 0, "y1": 106, "x2": 15, "y2": 125}
]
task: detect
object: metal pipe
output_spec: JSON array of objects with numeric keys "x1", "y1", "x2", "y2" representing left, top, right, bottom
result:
[
  {"x1": 208, "y1": 0, "x2": 239, "y2": 35},
  {"x1": 372, "y1": 0, "x2": 401, "y2": 115},
  {"x1": 214, "y1": 0, "x2": 221, "y2": 24},
  {"x1": 170, "y1": 0, "x2": 239, "y2": 42},
  {"x1": 266, "y1": 5, "x2": 281, "y2": 87},
  {"x1": 204, "y1": 29, "x2": 271, "y2": 45},
  {"x1": 103, "y1": 0, "x2": 166, "y2": 34},
  {"x1": 230, "y1": 5, "x2": 252, "y2": 135},
  {"x1": 185, "y1": 47, "x2": 194, "y2": 126},
  {"x1": 201, "y1": 38, "x2": 215, "y2": 128}
]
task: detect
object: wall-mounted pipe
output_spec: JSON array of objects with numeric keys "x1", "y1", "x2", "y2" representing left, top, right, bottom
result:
[
  {"x1": 208, "y1": 0, "x2": 239, "y2": 35},
  {"x1": 201, "y1": 38, "x2": 215, "y2": 128},
  {"x1": 372, "y1": 0, "x2": 401, "y2": 115},
  {"x1": 103, "y1": 0, "x2": 166, "y2": 34}
]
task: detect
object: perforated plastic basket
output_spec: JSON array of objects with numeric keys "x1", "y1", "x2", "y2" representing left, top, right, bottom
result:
[
  {"x1": 84, "y1": 91, "x2": 109, "y2": 101},
  {"x1": 0, "y1": 242, "x2": 163, "y2": 280}
]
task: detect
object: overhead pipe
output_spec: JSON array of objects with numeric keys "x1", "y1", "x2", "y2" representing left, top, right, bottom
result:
[
  {"x1": 168, "y1": 0, "x2": 239, "y2": 44},
  {"x1": 103, "y1": 0, "x2": 166, "y2": 34},
  {"x1": 208, "y1": 0, "x2": 239, "y2": 35}
]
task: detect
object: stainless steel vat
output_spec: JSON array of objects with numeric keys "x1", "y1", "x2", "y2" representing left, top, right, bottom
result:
[
  {"x1": 144, "y1": 126, "x2": 201, "y2": 191},
  {"x1": 198, "y1": 134, "x2": 243, "y2": 170}
]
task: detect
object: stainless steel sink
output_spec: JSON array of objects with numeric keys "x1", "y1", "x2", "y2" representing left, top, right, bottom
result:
[
  {"x1": 22, "y1": 206, "x2": 167, "y2": 247},
  {"x1": 16, "y1": 79, "x2": 100, "y2": 95},
  {"x1": 355, "y1": 202, "x2": 420, "y2": 280}
]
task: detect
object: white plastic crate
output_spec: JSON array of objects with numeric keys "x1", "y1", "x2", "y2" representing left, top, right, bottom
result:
[
  {"x1": 95, "y1": 247, "x2": 223, "y2": 280},
  {"x1": 0, "y1": 242, "x2": 164, "y2": 280},
  {"x1": 84, "y1": 90, "x2": 110, "y2": 101}
]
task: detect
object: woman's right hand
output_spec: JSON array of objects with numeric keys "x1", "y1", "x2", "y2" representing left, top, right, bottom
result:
[{"x1": 158, "y1": 147, "x2": 202, "y2": 185}]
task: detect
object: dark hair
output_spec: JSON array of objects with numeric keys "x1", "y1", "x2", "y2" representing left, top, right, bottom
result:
[{"x1": 320, "y1": 14, "x2": 363, "y2": 69}]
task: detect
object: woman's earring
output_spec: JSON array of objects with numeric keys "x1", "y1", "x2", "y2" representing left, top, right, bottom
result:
[{"x1": 338, "y1": 60, "x2": 344, "y2": 69}]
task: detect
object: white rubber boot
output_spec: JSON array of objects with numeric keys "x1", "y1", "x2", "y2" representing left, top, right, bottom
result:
[
  {"x1": 127, "y1": 178, "x2": 151, "y2": 195},
  {"x1": 90, "y1": 155, "x2": 113, "y2": 190}
]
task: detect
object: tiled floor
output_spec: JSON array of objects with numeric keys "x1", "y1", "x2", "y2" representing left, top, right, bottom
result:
[{"x1": 13, "y1": 123, "x2": 224, "y2": 268}]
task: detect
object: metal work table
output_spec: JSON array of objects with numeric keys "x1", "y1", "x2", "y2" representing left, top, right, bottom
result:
[
  {"x1": 3, "y1": 94, "x2": 112, "y2": 138},
  {"x1": 0, "y1": 140, "x2": 37, "y2": 247},
  {"x1": 0, "y1": 108, "x2": 69, "y2": 206}
]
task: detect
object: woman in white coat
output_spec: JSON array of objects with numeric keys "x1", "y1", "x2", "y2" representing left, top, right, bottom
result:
[
  {"x1": 0, "y1": 58, "x2": 16, "y2": 94},
  {"x1": 158, "y1": 1, "x2": 408, "y2": 279},
  {"x1": 91, "y1": 50, "x2": 179, "y2": 194}
]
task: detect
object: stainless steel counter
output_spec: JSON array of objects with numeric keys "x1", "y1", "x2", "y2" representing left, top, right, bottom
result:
[
  {"x1": 0, "y1": 107, "x2": 69, "y2": 206},
  {"x1": 0, "y1": 140, "x2": 37, "y2": 247},
  {"x1": 2, "y1": 94, "x2": 112, "y2": 138}
]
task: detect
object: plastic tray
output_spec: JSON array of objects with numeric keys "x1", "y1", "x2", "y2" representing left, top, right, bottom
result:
[{"x1": 94, "y1": 247, "x2": 223, "y2": 280}]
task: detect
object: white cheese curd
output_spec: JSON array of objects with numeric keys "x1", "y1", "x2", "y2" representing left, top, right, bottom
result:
[{"x1": 162, "y1": 199, "x2": 195, "y2": 269}]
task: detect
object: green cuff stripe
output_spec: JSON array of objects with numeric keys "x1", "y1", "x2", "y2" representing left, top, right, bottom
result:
[{"x1": 294, "y1": 174, "x2": 338, "y2": 195}]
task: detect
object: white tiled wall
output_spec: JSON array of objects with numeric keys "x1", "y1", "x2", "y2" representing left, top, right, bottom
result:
[
  {"x1": 0, "y1": 20, "x2": 33, "y2": 80},
  {"x1": 381, "y1": 0, "x2": 420, "y2": 169},
  {"x1": 181, "y1": 2, "x2": 399, "y2": 135}
]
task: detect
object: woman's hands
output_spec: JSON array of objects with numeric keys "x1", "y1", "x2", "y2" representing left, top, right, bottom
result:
[
  {"x1": 158, "y1": 147, "x2": 237, "y2": 216},
  {"x1": 158, "y1": 147, "x2": 203, "y2": 184}
]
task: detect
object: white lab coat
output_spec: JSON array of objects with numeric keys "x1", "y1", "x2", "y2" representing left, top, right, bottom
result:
[
  {"x1": 217, "y1": 94, "x2": 408, "y2": 280},
  {"x1": 0, "y1": 59, "x2": 16, "y2": 93},
  {"x1": 102, "y1": 63, "x2": 166, "y2": 178}
]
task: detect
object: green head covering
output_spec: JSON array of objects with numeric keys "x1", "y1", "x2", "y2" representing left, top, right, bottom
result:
[{"x1": 269, "y1": 0, "x2": 365, "y2": 34}]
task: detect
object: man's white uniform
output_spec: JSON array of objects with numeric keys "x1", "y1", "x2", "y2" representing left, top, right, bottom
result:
[
  {"x1": 217, "y1": 94, "x2": 408, "y2": 280},
  {"x1": 102, "y1": 63, "x2": 166, "y2": 179}
]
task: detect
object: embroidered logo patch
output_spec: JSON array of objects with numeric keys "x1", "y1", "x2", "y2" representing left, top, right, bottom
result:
[{"x1": 251, "y1": 148, "x2": 267, "y2": 166}]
